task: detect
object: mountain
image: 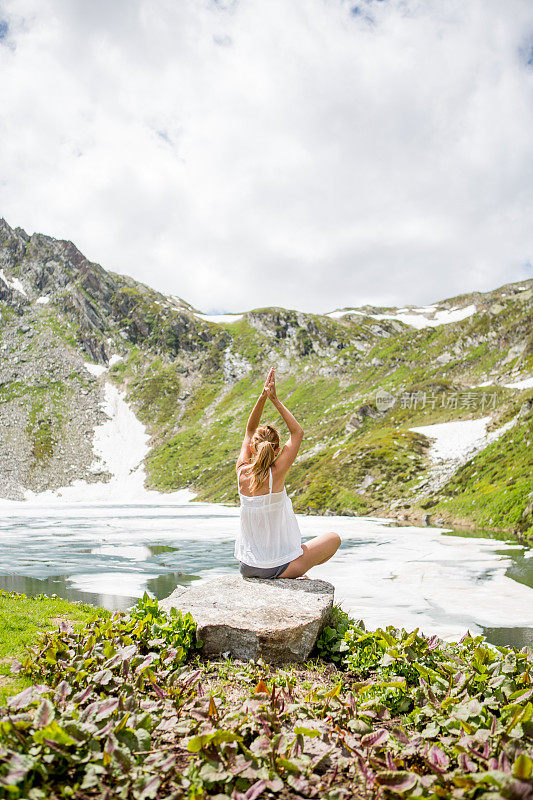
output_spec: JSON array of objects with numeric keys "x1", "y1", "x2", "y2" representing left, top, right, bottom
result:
[{"x1": 0, "y1": 218, "x2": 532, "y2": 540}]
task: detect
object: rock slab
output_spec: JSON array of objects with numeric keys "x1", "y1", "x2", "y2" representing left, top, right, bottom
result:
[{"x1": 160, "y1": 575, "x2": 335, "y2": 664}]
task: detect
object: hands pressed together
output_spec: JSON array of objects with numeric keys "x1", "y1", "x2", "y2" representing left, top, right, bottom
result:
[
  {"x1": 261, "y1": 367, "x2": 277, "y2": 402},
  {"x1": 242, "y1": 365, "x2": 303, "y2": 453}
]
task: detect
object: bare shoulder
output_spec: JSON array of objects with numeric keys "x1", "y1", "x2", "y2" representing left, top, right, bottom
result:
[
  {"x1": 273, "y1": 438, "x2": 300, "y2": 472},
  {"x1": 271, "y1": 458, "x2": 288, "y2": 492},
  {"x1": 272, "y1": 453, "x2": 287, "y2": 474}
]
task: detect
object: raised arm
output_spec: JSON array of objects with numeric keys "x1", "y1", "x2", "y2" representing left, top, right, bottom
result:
[
  {"x1": 236, "y1": 368, "x2": 273, "y2": 471},
  {"x1": 265, "y1": 371, "x2": 303, "y2": 474}
]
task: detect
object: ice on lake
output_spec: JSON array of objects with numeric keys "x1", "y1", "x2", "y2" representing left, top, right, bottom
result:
[{"x1": 1, "y1": 495, "x2": 532, "y2": 647}]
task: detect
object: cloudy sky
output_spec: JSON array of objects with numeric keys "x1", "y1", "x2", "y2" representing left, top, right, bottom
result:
[{"x1": 0, "y1": 0, "x2": 532, "y2": 313}]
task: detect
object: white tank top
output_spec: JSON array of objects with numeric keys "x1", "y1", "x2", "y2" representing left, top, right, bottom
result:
[{"x1": 234, "y1": 466, "x2": 304, "y2": 568}]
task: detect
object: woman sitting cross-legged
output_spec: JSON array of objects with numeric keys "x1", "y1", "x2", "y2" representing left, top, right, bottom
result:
[{"x1": 235, "y1": 367, "x2": 341, "y2": 579}]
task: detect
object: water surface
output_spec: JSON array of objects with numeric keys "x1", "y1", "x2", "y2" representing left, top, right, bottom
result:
[{"x1": 1, "y1": 497, "x2": 531, "y2": 648}]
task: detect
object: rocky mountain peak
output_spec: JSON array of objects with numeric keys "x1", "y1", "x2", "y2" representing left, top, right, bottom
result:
[{"x1": 0, "y1": 218, "x2": 531, "y2": 539}]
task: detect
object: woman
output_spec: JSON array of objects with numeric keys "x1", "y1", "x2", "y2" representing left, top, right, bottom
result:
[{"x1": 235, "y1": 367, "x2": 341, "y2": 579}]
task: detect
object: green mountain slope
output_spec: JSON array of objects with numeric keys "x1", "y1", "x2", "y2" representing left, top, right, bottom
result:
[{"x1": 0, "y1": 218, "x2": 531, "y2": 539}]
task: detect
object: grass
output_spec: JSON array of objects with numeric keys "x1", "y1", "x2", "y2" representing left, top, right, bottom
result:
[
  {"x1": 127, "y1": 359, "x2": 182, "y2": 430},
  {"x1": 290, "y1": 425, "x2": 428, "y2": 514},
  {"x1": 219, "y1": 317, "x2": 268, "y2": 364},
  {"x1": 26, "y1": 392, "x2": 65, "y2": 464},
  {"x1": 431, "y1": 403, "x2": 533, "y2": 538},
  {"x1": 134, "y1": 343, "x2": 531, "y2": 528},
  {"x1": 0, "y1": 379, "x2": 73, "y2": 468},
  {"x1": 0, "y1": 592, "x2": 108, "y2": 704}
]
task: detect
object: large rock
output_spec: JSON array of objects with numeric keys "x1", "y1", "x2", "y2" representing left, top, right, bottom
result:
[{"x1": 160, "y1": 575, "x2": 335, "y2": 664}]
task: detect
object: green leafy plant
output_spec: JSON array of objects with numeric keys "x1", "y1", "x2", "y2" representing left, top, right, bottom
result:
[
  {"x1": 0, "y1": 594, "x2": 200, "y2": 799},
  {"x1": 1, "y1": 595, "x2": 532, "y2": 799},
  {"x1": 316, "y1": 605, "x2": 354, "y2": 663}
]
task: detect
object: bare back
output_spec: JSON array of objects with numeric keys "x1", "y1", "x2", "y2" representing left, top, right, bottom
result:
[{"x1": 237, "y1": 461, "x2": 286, "y2": 497}]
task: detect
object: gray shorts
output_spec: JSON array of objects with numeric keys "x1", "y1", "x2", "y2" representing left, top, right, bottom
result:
[{"x1": 239, "y1": 561, "x2": 291, "y2": 579}]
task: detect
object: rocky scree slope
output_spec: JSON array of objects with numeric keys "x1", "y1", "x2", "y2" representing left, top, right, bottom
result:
[{"x1": 0, "y1": 218, "x2": 531, "y2": 539}]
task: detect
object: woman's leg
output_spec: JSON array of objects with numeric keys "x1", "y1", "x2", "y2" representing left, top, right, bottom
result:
[{"x1": 278, "y1": 532, "x2": 341, "y2": 578}]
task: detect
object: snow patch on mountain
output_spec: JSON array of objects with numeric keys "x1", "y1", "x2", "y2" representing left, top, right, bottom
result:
[
  {"x1": 504, "y1": 376, "x2": 533, "y2": 390},
  {"x1": 84, "y1": 356, "x2": 123, "y2": 377},
  {"x1": 90, "y1": 383, "x2": 150, "y2": 489},
  {"x1": 0, "y1": 268, "x2": 27, "y2": 297},
  {"x1": 17, "y1": 383, "x2": 187, "y2": 506},
  {"x1": 376, "y1": 304, "x2": 477, "y2": 329},
  {"x1": 84, "y1": 362, "x2": 107, "y2": 377},
  {"x1": 410, "y1": 415, "x2": 516, "y2": 495},
  {"x1": 196, "y1": 312, "x2": 244, "y2": 324},
  {"x1": 411, "y1": 417, "x2": 493, "y2": 462},
  {"x1": 326, "y1": 304, "x2": 477, "y2": 329}
]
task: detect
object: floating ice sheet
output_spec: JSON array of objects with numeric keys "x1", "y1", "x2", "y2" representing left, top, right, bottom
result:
[{"x1": 0, "y1": 499, "x2": 531, "y2": 643}]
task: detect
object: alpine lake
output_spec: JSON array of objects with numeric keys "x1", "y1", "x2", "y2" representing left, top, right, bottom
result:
[{"x1": 1, "y1": 494, "x2": 532, "y2": 649}]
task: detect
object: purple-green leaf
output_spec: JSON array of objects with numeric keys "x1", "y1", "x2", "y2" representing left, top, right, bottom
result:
[
  {"x1": 7, "y1": 686, "x2": 35, "y2": 710},
  {"x1": 72, "y1": 686, "x2": 93, "y2": 704},
  {"x1": 376, "y1": 771, "x2": 418, "y2": 792},
  {"x1": 2, "y1": 753, "x2": 35, "y2": 786},
  {"x1": 245, "y1": 779, "x2": 268, "y2": 800},
  {"x1": 427, "y1": 745, "x2": 450, "y2": 772},
  {"x1": 34, "y1": 699, "x2": 55, "y2": 729},
  {"x1": 458, "y1": 752, "x2": 478, "y2": 772},
  {"x1": 391, "y1": 726, "x2": 410, "y2": 744},
  {"x1": 136, "y1": 774, "x2": 160, "y2": 800},
  {"x1": 362, "y1": 728, "x2": 389, "y2": 747},
  {"x1": 93, "y1": 668, "x2": 113, "y2": 686},
  {"x1": 93, "y1": 697, "x2": 119, "y2": 722},
  {"x1": 54, "y1": 680, "x2": 71, "y2": 705},
  {"x1": 117, "y1": 644, "x2": 137, "y2": 661}
]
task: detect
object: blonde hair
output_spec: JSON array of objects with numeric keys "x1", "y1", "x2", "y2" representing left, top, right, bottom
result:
[{"x1": 249, "y1": 424, "x2": 280, "y2": 493}]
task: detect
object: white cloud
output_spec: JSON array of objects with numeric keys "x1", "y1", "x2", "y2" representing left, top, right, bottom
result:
[{"x1": 0, "y1": 0, "x2": 532, "y2": 312}]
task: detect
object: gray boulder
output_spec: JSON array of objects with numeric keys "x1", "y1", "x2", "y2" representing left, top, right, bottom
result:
[{"x1": 160, "y1": 574, "x2": 335, "y2": 665}]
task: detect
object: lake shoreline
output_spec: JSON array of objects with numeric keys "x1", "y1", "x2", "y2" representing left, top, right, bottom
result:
[
  {"x1": 199, "y1": 493, "x2": 531, "y2": 545},
  {"x1": 1, "y1": 479, "x2": 529, "y2": 545},
  {"x1": 1, "y1": 497, "x2": 532, "y2": 648}
]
